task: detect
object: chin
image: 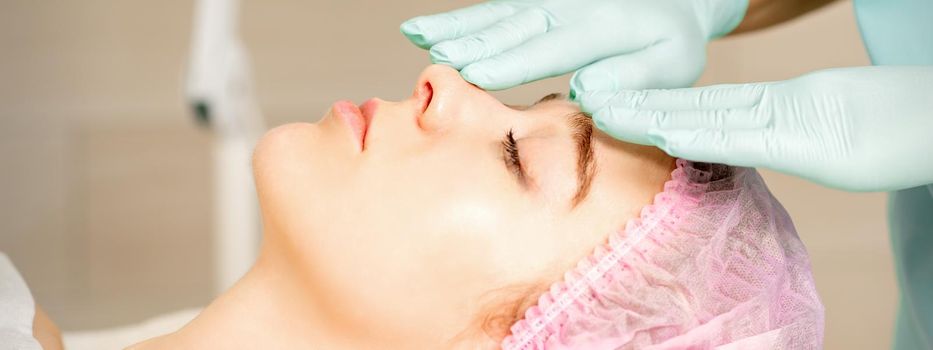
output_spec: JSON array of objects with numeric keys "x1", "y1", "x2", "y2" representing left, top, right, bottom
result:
[
  {"x1": 252, "y1": 122, "x2": 329, "y2": 207},
  {"x1": 253, "y1": 123, "x2": 321, "y2": 176}
]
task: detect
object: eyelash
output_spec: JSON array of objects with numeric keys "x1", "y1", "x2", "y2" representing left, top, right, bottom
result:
[{"x1": 502, "y1": 129, "x2": 524, "y2": 182}]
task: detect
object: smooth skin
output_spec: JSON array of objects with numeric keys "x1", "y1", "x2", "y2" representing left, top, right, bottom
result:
[
  {"x1": 401, "y1": 0, "x2": 933, "y2": 348},
  {"x1": 128, "y1": 65, "x2": 674, "y2": 349},
  {"x1": 33, "y1": 305, "x2": 63, "y2": 350}
]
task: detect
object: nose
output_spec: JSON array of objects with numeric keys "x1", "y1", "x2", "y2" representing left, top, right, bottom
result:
[{"x1": 413, "y1": 64, "x2": 486, "y2": 132}]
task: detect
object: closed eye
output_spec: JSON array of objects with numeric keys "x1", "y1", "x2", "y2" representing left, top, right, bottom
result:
[{"x1": 502, "y1": 129, "x2": 526, "y2": 186}]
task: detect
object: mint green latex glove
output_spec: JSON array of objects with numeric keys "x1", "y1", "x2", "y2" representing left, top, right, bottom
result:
[
  {"x1": 400, "y1": 0, "x2": 748, "y2": 91},
  {"x1": 578, "y1": 66, "x2": 933, "y2": 192}
]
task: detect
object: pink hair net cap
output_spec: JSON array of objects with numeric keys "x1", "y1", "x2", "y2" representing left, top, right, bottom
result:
[{"x1": 502, "y1": 160, "x2": 824, "y2": 350}]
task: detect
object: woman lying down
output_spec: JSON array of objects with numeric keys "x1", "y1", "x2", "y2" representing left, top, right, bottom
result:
[{"x1": 129, "y1": 65, "x2": 823, "y2": 349}]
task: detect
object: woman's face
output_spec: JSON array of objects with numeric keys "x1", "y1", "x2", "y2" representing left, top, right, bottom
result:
[{"x1": 252, "y1": 65, "x2": 673, "y2": 343}]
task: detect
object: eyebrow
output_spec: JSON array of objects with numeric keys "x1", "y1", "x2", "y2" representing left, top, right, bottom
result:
[
  {"x1": 568, "y1": 112, "x2": 596, "y2": 207},
  {"x1": 532, "y1": 93, "x2": 597, "y2": 208},
  {"x1": 533, "y1": 92, "x2": 564, "y2": 105}
]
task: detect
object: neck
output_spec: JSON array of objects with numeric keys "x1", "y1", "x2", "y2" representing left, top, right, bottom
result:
[
  {"x1": 127, "y1": 239, "x2": 385, "y2": 349},
  {"x1": 128, "y1": 233, "x2": 497, "y2": 350}
]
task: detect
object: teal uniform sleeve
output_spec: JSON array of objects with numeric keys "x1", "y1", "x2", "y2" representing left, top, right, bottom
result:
[
  {"x1": 853, "y1": 0, "x2": 933, "y2": 348},
  {"x1": 889, "y1": 186, "x2": 933, "y2": 350},
  {"x1": 853, "y1": 0, "x2": 933, "y2": 66}
]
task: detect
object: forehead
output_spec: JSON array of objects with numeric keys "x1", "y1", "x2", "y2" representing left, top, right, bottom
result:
[
  {"x1": 519, "y1": 96, "x2": 585, "y2": 127},
  {"x1": 525, "y1": 96, "x2": 673, "y2": 194},
  {"x1": 523, "y1": 96, "x2": 664, "y2": 155},
  {"x1": 524, "y1": 93, "x2": 574, "y2": 110},
  {"x1": 588, "y1": 127, "x2": 674, "y2": 203}
]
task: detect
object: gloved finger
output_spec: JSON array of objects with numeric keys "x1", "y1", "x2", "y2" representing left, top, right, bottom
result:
[
  {"x1": 577, "y1": 83, "x2": 767, "y2": 113},
  {"x1": 590, "y1": 105, "x2": 654, "y2": 145},
  {"x1": 429, "y1": 9, "x2": 550, "y2": 69},
  {"x1": 400, "y1": 2, "x2": 522, "y2": 49},
  {"x1": 591, "y1": 105, "x2": 766, "y2": 145},
  {"x1": 459, "y1": 22, "x2": 654, "y2": 90},
  {"x1": 569, "y1": 42, "x2": 701, "y2": 96},
  {"x1": 646, "y1": 128, "x2": 766, "y2": 168}
]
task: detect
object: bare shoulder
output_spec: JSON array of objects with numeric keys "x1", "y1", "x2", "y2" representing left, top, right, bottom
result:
[{"x1": 33, "y1": 304, "x2": 63, "y2": 350}]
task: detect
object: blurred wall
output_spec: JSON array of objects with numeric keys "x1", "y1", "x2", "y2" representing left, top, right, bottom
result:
[
  {"x1": 0, "y1": 0, "x2": 214, "y2": 329},
  {"x1": 0, "y1": 1, "x2": 894, "y2": 348}
]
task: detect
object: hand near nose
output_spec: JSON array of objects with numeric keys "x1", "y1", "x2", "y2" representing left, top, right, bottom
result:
[
  {"x1": 399, "y1": 0, "x2": 747, "y2": 91},
  {"x1": 578, "y1": 66, "x2": 933, "y2": 192}
]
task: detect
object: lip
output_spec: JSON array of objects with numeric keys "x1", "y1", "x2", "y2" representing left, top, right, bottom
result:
[
  {"x1": 359, "y1": 98, "x2": 379, "y2": 131},
  {"x1": 331, "y1": 100, "x2": 373, "y2": 151}
]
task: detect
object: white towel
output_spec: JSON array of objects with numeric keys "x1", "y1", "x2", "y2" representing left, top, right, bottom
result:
[{"x1": 0, "y1": 253, "x2": 42, "y2": 350}]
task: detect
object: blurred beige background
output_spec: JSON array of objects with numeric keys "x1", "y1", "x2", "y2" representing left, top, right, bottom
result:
[{"x1": 0, "y1": 1, "x2": 894, "y2": 348}]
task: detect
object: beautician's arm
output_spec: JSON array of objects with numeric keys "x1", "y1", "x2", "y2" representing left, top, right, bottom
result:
[{"x1": 733, "y1": 0, "x2": 838, "y2": 34}]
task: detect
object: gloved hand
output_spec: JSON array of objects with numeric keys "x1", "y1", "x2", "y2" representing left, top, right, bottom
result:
[
  {"x1": 400, "y1": 0, "x2": 748, "y2": 91},
  {"x1": 578, "y1": 66, "x2": 933, "y2": 192}
]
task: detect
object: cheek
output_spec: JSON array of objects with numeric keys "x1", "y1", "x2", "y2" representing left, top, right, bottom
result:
[
  {"x1": 378, "y1": 150, "x2": 520, "y2": 239},
  {"x1": 349, "y1": 145, "x2": 543, "y2": 269},
  {"x1": 432, "y1": 196, "x2": 506, "y2": 237},
  {"x1": 394, "y1": 154, "x2": 574, "y2": 282}
]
